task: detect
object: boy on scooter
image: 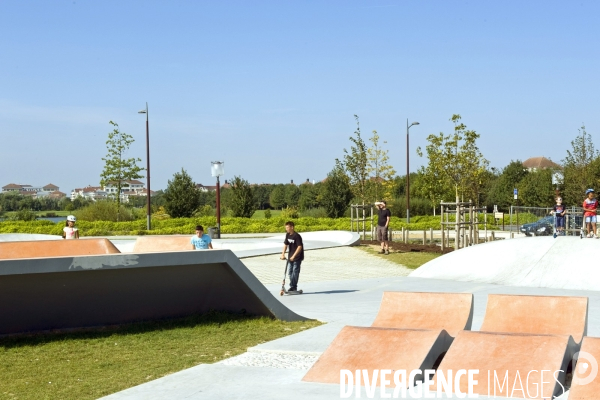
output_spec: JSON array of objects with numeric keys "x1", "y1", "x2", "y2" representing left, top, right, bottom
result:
[{"x1": 280, "y1": 221, "x2": 304, "y2": 292}]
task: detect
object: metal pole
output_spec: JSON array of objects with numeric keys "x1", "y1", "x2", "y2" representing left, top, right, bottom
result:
[
  {"x1": 406, "y1": 119, "x2": 410, "y2": 224},
  {"x1": 216, "y1": 176, "x2": 221, "y2": 238},
  {"x1": 145, "y1": 103, "x2": 151, "y2": 231}
]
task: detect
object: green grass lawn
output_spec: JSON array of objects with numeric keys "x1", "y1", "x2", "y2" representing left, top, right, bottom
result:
[
  {"x1": 4, "y1": 210, "x2": 70, "y2": 218},
  {"x1": 357, "y1": 245, "x2": 442, "y2": 269},
  {"x1": 0, "y1": 312, "x2": 321, "y2": 400}
]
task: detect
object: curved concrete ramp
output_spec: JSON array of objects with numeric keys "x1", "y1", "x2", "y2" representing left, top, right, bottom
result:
[
  {"x1": 0, "y1": 238, "x2": 120, "y2": 260},
  {"x1": 131, "y1": 231, "x2": 360, "y2": 257},
  {"x1": 569, "y1": 336, "x2": 600, "y2": 399},
  {"x1": 302, "y1": 326, "x2": 452, "y2": 385},
  {"x1": 411, "y1": 237, "x2": 600, "y2": 291},
  {"x1": 371, "y1": 292, "x2": 473, "y2": 337},
  {"x1": 435, "y1": 330, "x2": 573, "y2": 399},
  {"x1": 0, "y1": 249, "x2": 307, "y2": 335},
  {"x1": 480, "y1": 294, "x2": 588, "y2": 344}
]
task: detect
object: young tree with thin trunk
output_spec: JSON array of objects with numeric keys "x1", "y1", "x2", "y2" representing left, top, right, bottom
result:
[
  {"x1": 100, "y1": 121, "x2": 144, "y2": 219},
  {"x1": 339, "y1": 115, "x2": 369, "y2": 204}
]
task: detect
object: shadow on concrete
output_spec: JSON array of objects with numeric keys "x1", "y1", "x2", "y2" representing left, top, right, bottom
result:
[{"x1": 300, "y1": 290, "x2": 359, "y2": 295}]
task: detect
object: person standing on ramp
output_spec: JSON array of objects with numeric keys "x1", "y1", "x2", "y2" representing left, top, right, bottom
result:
[{"x1": 280, "y1": 221, "x2": 304, "y2": 292}]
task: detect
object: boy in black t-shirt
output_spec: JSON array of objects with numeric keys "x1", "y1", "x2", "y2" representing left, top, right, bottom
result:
[{"x1": 280, "y1": 221, "x2": 304, "y2": 292}]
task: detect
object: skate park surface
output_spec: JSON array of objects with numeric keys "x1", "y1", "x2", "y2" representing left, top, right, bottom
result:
[
  {"x1": 97, "y1": 235, "x2": 600, "y2": 400},
  {"x1": 3, "y1": 233, "x2": 599, "y2": 399}
]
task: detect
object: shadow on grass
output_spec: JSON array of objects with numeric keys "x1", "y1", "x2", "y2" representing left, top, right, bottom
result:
[{"x1": 0, "y1": 310, "x2": 265, "y2": 350}]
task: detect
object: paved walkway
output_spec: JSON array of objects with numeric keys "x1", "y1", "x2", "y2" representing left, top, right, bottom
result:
[{"x1": 241, "y1": 246, "x2": 411, "y2": 284}]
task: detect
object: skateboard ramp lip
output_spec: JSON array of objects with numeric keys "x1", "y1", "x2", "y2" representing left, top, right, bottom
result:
[
  {"x1": 0, "y1": 238, "x2": 120, "y2": 260},
  {"x1": 371, "y1": 291, "x2": 473, "y2": 337},
  {"x1": 435, "y1": 329, "x2": 574, "y2": 399},
  {"x1": 480, "y1": 294, "x2": 588, "y2": 344},
  {"x1": 410, "y1": 236, "x2": 600, "y2": 291},
  {"x1": 302, "y1": 325, "x2": 453, "y2": 385}
]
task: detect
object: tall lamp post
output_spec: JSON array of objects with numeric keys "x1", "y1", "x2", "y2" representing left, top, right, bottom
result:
[
  {"x1": 138, "y1": 103, "x2": 151, "y2": 230},
  {"x1": 406, "y1": 119, "x2": 420, "y2": 224},
  {"x1": 211, "y1": 161, "x2": 225, "y2": 238}
]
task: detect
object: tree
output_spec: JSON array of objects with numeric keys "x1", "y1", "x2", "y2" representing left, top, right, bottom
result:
[
  {"x1": 100, "y1": 121, "x2": 144, "y2": 216},
  {"x1": 562, "y1": 125, "x2": 600, "y2": 205},
  {"x1": 339, "y1": 115, "x2": 369, "y2": 204},
  {"x1": 298, "y1": 183, "x2": 319, "y2": 210},
  {"x1": 269, "y1": 185, "x2": 286, "y2": 209},
  {"x1": 486, "y1": 161, "x2": 529, "y2": 210},
  {"x1": 229, "y1": 176, "x2": 256, "y2": 218},
  {"x1": 417, "y1": 114, "x2": 489, "y2": 205},
  {"x1": 520, "y1": 169, "x2": 554, "y2": 207},
  {"x1": 164, "y1": 169, "x2": 201, "y2": 218},
  {"x1": 321, "y1": 164, "x2": 353, "y2": 218},
  {"x1": 367, "y1": 130, "x2": 396, "y2": 201},
  {"x1": 285, "y1": 184, "x2": 301, "y2": 207}
]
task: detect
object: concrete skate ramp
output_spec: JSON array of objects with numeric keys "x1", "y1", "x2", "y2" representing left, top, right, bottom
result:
[
  {"x1": 371, "y1": 292, "x2": 473, "y2": 337},
  {"x1": 435, "y1": 330, "x2": 573, "y2": 399},
  {"x1": 133, "y1": 236, "x2": 192, "y2": 252},
  {"x1": 568, "y1": 336, "x2": 600, "y2": 400},
  {"x1": 302, "y1": 326, "x2": 452, "y2": 385},
  {"x1": 411, "y1": 237, "x2": 600, "y2": 291},
  {"x1": 131, "y1": 231, "x2": 360, "y2": 258},
  {"x1": 0, "y1": 238, "x2": 120, "y2": 260},
  {"x1": 480, "y1": 294, "x2": 588, "y2": 344},
  {"x1": 0, "y1": 249, "x2": 307, "y2": 335}
]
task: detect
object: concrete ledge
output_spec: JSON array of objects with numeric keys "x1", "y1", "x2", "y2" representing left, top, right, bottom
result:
[{"x1": 0, "y1": 249, "x2": 307, "y2": 335}]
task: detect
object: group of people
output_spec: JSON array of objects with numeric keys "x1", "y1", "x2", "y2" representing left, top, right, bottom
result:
[{"x1": 551, "y1": 189, "x2": 598, "y2": 237}]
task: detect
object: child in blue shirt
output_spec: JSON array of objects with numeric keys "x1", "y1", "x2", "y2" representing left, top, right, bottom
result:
[{"x1": 191, "y1": 225, "x2": 213, "y2": 250}]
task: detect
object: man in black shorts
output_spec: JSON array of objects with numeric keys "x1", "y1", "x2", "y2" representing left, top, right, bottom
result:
[
  {"x1": 280, "y1": 221, "x2": 304, "y2": 292},
  {"x1": 375, "y1": 201, "x2": 391, "y2": 254}
]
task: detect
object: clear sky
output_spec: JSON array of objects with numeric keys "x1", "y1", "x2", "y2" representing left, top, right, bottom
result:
[{"x1": 1, "y1": 1, "x2": 599, "y2": 193}]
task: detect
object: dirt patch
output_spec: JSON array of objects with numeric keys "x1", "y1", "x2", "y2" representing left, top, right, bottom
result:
[{"x1": 360, "y1": 240, "x2": 453, "y2": 254}]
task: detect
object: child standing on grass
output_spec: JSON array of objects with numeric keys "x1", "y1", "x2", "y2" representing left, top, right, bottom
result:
[
  {"x1": 62, "y1": 215, "x2": 79, "y2": 239},
  {"x1": 583, "y1": 189, "x2": 598, "y2": 238},
  {"x1": 191, "y1": 225, "x2": 213, "y2": 250}
]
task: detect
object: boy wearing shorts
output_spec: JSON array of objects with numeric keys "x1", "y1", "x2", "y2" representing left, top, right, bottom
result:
[{"x1": 583, "y1": 189, "x2": 598, "y2": 238}]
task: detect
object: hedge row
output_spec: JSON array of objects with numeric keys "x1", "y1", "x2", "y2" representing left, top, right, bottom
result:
[{"x1": 0, "y1": 215, "x2": 498, "y2": 236}]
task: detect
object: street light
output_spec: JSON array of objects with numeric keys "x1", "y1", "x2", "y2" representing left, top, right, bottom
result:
[
  {"x1": 138, "y1": 102, "x2": 151, "y2": 231},
  {"x1": 211, "y1": 161, "x2": 225, "y2": 238},
  {"x1": 406, "y1": 119, "x2": 420, "y2": 224}
]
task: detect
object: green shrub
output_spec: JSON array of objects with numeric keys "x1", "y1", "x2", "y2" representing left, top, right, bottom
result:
[
  {"x1": 75, "y1": 201, "x2": 134, "y2": 222},
  {"x1": 264, "y1": 209, "x2": 271, "y2": 219},
  {"x1": 281, "y1": 206, "x2": 299, "y2": 219},
  {"x1": 14, "y1": 209, "x2": 37, "y2": 221},
  {"x1": 300, "y1": 207, "x2": 328, "y2": 218}
]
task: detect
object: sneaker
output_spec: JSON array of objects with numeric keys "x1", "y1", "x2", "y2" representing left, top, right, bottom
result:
[
  {"x1": 385, "y1": 250, "x2": 390, "y2": 255},
  {"x1": 378, "y1": 249, "x2": 385, "y2": 254},
  {"x1": 587, "y1": 234, "x2": 592, "y2": 238},
  {"x1": 288, "y1": 287, "x2": 297, "y2": 292}
]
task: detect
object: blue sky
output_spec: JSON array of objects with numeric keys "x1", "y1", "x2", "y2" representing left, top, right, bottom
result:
[{"x1": 1, "y1": 1, "x2": 599, "y2": 193}]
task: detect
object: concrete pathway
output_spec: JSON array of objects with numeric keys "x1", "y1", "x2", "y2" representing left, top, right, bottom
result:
[{"x1": 241, "y1": 247, "x2": 411, "y2": 284}]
